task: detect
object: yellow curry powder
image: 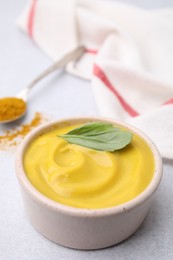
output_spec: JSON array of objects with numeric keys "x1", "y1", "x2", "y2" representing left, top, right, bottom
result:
[
  {"x1": 0, "y1": 112, "x2": 46, "y2": 150},
  {"x1": 0, "y1": 97, "x2": 26, "y2": 121}
]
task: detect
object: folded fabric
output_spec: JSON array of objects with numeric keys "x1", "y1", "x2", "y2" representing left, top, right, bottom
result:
[{"x1": 18, "y1": 0, "x2": 173, "y2": 158}]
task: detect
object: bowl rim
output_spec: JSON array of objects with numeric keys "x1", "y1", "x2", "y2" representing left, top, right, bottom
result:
[{"x1": 15, "y1": 116, "x2": 163, "y2": 218}]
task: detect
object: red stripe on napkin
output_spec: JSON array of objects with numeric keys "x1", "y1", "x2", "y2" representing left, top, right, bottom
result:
[
  {"x1": 85, "y1": 49, "x2": 98, "y2": 54},
  {"x1": 93, "y1": 64, "x2": 139, "y2": 117},
  {"x1": 27, "y1": 0, "x2": 37, "y2": 38},
  {"x1": 163, "y1": 98, "x2": 173, "y2": 106}
]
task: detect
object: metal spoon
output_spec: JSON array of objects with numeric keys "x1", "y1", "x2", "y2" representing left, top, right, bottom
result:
[{"x1": 0, "y1": 46, "x2": 85, "y2": 124}]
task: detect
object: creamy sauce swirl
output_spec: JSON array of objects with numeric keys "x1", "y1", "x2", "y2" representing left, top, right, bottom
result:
[{"x1": 24, "y1": 124, "x2": 154, "y2": 209}]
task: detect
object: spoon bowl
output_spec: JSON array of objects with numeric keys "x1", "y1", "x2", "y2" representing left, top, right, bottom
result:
[{"x1": 0, "y1": 97, "x2": 27, "y2": 123}]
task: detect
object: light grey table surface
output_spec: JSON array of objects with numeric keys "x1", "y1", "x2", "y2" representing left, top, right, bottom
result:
[{"x1": 0, "y1": 1, "x2": 173, "y2": 260}]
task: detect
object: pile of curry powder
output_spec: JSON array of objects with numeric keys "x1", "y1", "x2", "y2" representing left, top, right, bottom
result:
[
  {"x1": 0, "y1": 112, "x2": 46, "y2": 150},
  {"x1": 0, "y1": 97, "x2": 26, "y2": 122}
]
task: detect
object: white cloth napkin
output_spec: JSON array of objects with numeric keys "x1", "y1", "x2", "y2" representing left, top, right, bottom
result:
[{"x1": 18, "y1": 0, "x2": 173, "y2": 158}]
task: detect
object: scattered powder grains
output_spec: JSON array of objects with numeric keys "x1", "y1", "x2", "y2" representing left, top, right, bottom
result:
[
  {"x1": 0, "y1": 112, "x2": 46, "y2": 150},
  {"x1": 0, "y1": 97, "x2": 26, "y2": 122}
]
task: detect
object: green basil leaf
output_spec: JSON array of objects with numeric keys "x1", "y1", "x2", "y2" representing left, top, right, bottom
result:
[
  {"x1": 67, "y1": 122, "x2": 113, "y2": 136},
  {"x1": 59, "y1": 122, "x2": 132, "y2": 152}
]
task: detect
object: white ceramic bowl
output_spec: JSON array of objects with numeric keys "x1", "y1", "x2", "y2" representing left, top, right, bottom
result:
[{"x1": 15, "y1": 117, "x2": 162, "y2": 250}]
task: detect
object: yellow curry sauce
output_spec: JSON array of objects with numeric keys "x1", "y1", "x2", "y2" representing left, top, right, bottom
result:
[{"x1": 24, "y1": 124, "x2": 155, "y2": 209}]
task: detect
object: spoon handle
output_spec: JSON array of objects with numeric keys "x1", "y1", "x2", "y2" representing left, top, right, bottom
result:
[{"x1": 17, "y1": 46, "x2": 85, "y2": 100}]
